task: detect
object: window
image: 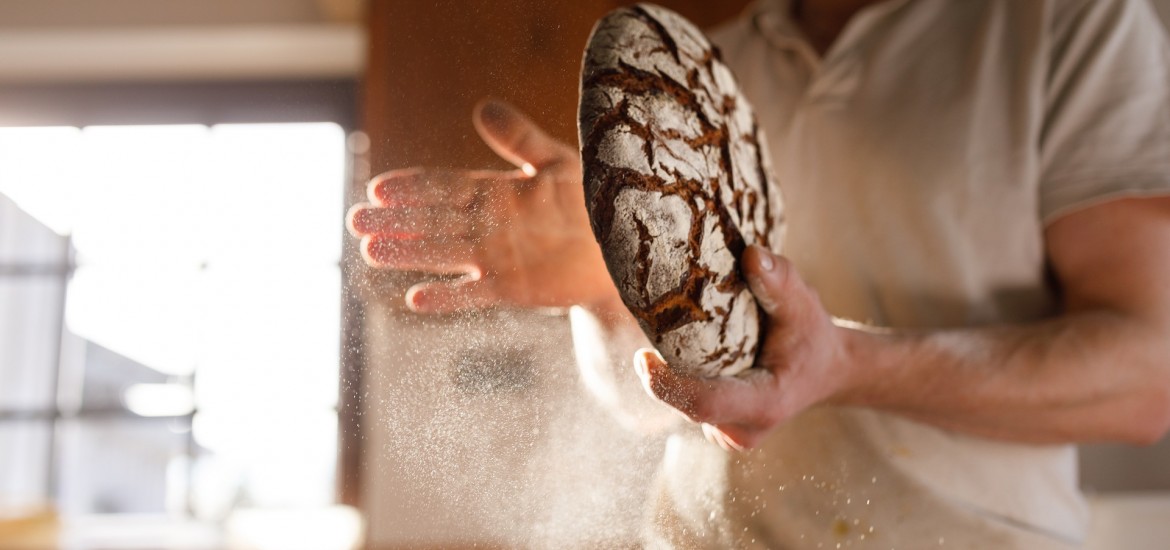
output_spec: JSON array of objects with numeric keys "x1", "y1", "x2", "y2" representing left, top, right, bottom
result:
[{"x1": 0, "y1": 122, "x2": 346, "y2": 521}]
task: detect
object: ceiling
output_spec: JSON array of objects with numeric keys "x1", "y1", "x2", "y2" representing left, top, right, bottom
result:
[
  {"x1": 0, "y1": 0, "x2": 362, "y2": 28},
  {"x1": 0, "y1": 0, "x2": 1165, "y2": 84},
  {"x1": 0, "y1": 0, "x2": 365, "y2": 83}
]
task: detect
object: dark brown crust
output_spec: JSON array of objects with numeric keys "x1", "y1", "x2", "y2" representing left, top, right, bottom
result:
[{"x1": 580, "y1": 4, "x2": 777, "y2": 375}]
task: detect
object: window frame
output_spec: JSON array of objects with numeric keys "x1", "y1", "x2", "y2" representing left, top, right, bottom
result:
[{"x1": 0, "y1": 76, "x2": 363, "y2": 514}]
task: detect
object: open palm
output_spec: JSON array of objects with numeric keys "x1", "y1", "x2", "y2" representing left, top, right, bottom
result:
[{"x1": 347, "y1": 99, "x2": 617, "y2": 313}]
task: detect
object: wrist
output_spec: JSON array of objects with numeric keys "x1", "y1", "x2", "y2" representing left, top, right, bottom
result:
[{"x1": 829, "y1": 319, "x2": 893, "y2": 407}]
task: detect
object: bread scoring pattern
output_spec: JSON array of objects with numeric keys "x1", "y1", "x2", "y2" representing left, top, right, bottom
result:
[{"x1": 579, "y1": 3, "x2": 782, "y2": 377}]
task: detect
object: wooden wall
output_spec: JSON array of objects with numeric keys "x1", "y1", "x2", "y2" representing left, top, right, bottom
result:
[{"x1": 363, "y1": 0, "x2": 751, "y2": 172}]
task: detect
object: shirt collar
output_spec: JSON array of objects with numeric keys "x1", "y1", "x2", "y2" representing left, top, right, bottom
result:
[
  {"x1": 748, "y1": 0, "x2": 912, "y2": 52},
  {"x1": 749, "y1": 0, "x2": 805, "y2": 50},
  {"x1": 748, "y1": 0, "x2": 912, "y2": 44}
]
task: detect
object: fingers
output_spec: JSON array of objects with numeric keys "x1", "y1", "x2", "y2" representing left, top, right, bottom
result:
[
  {"x1": 351, "y1": 168, "x2": 516, "y2": 274},
  {"x1": 702, "y1": 423, "x2": 746, "y2": 452},
  {"x1": 635, "y1": 348, "x2": 770, "y2": 451},
  {"x1": 347, "y1": 203, "x2": 469, "y2": 239},
  {"x1": 634, "y1": 348, "x2": 776, "y2": 428},
  {"x1": 708, "y1": 424, "x2": 766, "y2": 451},
  {"x1": 361, "y1": 235, "x2": 477, "y2": 274},
  {"x1": 366, "y1": 168, "x2": 487, "y2": 208},
  {"x1": 743, "y1": 245, "x2": 801, "y2": 319},
  {"x1": 473, "y1": 98, "x2": 573, "y2": 171},
  {"x1": 406, "y1": 279, "x2": 498, "y2": 313},
  {"x1": 626, "y1": 249, "x2": 825, "y2": 451}
]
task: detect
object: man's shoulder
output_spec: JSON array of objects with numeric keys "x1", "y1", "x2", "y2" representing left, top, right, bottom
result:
[{"x1": 1047, "y1": 0, "x2": 1164, "y2": 39}]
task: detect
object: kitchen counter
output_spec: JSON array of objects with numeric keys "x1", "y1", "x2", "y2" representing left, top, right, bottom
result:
[{"x1": 2, "y1": 497, "x2": 1167, "y2": 549}]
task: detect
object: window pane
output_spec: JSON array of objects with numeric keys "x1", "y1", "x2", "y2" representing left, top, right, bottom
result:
[
  {"x1": 72, "y1": 125, "x2": 213, "y2": 266},
  {"x1": 0, "y1": 127, "x2": 81, "y2": 236},
  {"x1": 56, "y1": 418, "x2": 190, "y2": 515},
  {"x1": 197, "y1": 266, "x2": 341, "y2": 410},
  {"x1": 192, "y1": 409, "x2": 337, "y2": 514},
  {"x1": 0, "y1": 122, "x2": 346, "y2": 523},
  {"x1": 206, "y1": 123, "x2": 345, "y2": 266},
  {"x1": 0, "y1": 278, "x2": 64, "y2": 410},
  {"x1": 0, "y1": 193, "x2": 68, "y2": 265},
  {"x1": 0, "y1": 421, "x2": 52, "y2": 511},
  {"x1": 76, "y1": 340, "x2": 177, "y2": 412},
  {"x1": 66, "y1": 266, "x2": 203, "y2": 378}
]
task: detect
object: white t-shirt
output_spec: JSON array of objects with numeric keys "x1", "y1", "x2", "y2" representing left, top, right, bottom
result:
[{"x1": 645, "y1": 0, "x2": 1170, "y2": 548}]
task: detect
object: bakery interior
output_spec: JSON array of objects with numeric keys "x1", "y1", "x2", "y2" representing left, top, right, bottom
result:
[{"x1": 1, "y1": 0, "x2": 1170, "y2": 548}]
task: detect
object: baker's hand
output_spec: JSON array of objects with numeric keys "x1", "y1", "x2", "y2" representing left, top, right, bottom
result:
[
  {"x1": 634, "y1": 245, "x2": 859, "y2": 450},
  {"x1": 347, "y1": 99, "x2": 616, "y2": 313}
]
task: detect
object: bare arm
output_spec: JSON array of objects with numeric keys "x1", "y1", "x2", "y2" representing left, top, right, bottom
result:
[
  {"x1": 638, "y1": 196, "x2": 1170, "y2": 449},
  {"x1": 856, "y1": 196, "x2": 1170, "y2": 444}
]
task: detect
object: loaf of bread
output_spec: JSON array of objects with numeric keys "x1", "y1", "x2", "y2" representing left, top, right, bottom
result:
[{"x1": 579, "y1": 3, "x2": 782, "y2": 377}]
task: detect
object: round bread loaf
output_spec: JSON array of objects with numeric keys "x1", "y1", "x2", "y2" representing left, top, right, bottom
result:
[{"x1": 578, "y1": 3, "x2": 782, "y2": 378}]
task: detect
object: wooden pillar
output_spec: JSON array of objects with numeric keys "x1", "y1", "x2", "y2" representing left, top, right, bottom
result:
[{"x1": 362, "y1": 0, "x2": 750, "y2": 172}]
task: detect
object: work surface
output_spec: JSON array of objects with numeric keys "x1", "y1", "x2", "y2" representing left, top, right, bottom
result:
[{"x1": 1, "y1": 497, "x2": 1168, "y2": 549}]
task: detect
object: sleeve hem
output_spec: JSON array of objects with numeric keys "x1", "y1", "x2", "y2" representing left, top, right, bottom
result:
[{"x1": 1040, "y1": 169, "x2": 1170, "y2": 226}]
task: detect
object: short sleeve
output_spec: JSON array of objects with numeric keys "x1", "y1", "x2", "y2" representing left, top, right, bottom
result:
[{"x1": 1040, "y1": 0, "x2": 1170, "y2": 223}]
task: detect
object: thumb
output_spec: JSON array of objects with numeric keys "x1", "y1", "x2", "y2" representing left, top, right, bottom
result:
[
  {"x1": 742, "y1": 245, "x2": 803, "y2": 320},
  {"x1": 473, "y1": 98, "x2": 570, "y2": 172}
]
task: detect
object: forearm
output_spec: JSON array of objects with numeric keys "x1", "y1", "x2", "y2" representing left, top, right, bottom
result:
[{"x1": 842, "y1": 309, "x2": 1170, "y2": 445}]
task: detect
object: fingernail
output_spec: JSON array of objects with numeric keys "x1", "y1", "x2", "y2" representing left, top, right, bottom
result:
[
  {"x1": 405, "y1": 288, "x2": 426, "y2": 312},
  {"x1": 756, "y1": 246, "x2": 774, "y2": 271},
  {"x1": 345, "y1": 205, "x2": 364, "y2": 235},
  {"x1": 634, "y1": 353, "x2": 649, "y2": 378},
  {"x1": 349, "y1": 208, "x2": 368, "y2": 231},
  {"x1": 364, "y1": 237, "x2": 386, "y2": 261},
  {"x1": 359, "y1": 236, "x2": 380, "y2": 265},
  {"x1": 479, "y1": 100, "x2": 509, "y2": 129}
]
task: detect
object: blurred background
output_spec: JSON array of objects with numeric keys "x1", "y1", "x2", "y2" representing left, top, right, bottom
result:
[
  {"x1": 0, "y1": 1, "x2": 1168, "y2": 549},
  {"x1": 0, "y1": 1, "x2": 358, "y2": 548}
]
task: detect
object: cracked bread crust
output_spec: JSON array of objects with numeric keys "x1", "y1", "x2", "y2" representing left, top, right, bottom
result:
[{"x1": 579, "y1": 3, "x2": 783, "y2": 377}]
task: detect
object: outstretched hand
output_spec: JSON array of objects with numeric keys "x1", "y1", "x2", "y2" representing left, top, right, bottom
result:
[
  {"x1": 348, "y1": 99, "x2": 617, "y2": 313},
  {"x1": 634, "y1": 245, "x2": 861, "y2": 450}
]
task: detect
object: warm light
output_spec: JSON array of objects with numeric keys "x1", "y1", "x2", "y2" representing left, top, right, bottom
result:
[
  {"x1": 58, "y1": 123, "x2": 344, "y2": 380},
  {"x1": 192, "y1": 409, "x2": 338, "y2": 509},
  {"x1": 225, "y1": 506, "x2": 364, "y2": 550},
  {"x1": 123, "y1": 384, "x2": 195, "y2": 417},
  {"x1": 3, "y1": 122, "x2": 345, "y2": 516},
  {"x1": 66, "y1": 266, "x2": 202, "y2": 376},
  {"x1": 0, "y1": 126, "x2": 82, "y2": 235}
]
